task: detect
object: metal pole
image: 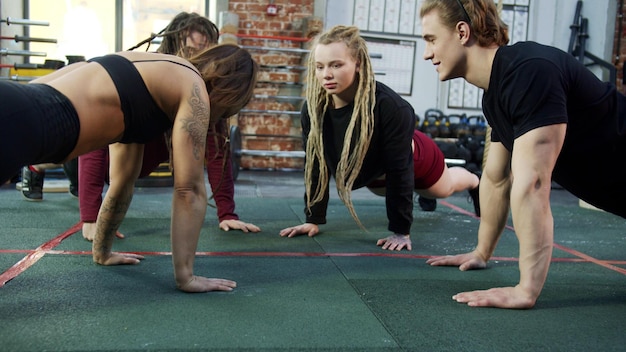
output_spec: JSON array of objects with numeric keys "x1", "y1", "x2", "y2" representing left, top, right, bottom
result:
[
  {"x1": 115, "y1": 0, "x2": 123, "y2": 51},
  {"x1": 23, "y1": 0, "x2": 29, "y2": 63},
  {"x1": 577, "y1": 17, "x2": 588, "y2": 63},
  {"x1": 0, "y1": 17, "x2": 49, "y2": 26},
  {"x1": 0, "y1": 48, "x2": 47, "y2": 56},
  {"x1": 568, "y1": 1, "x2": 583, "y2": 55},
  {"x1": 0, "y1": 35, "x2": 57, "y2": 43}
]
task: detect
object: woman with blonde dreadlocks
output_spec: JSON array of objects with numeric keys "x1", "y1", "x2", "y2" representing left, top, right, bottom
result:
[
  {"x1": 279, "y1": 25, "x2": 479, "y2": 251},
  {"x1": 78, "y1": 12, "x2": 261, "y2": 241}
]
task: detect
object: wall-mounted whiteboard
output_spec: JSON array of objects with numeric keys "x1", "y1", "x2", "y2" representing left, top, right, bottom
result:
[
  {"x1": 354, "y1": 0, "x2": 425, "y2": 36},
  {"x1": 364, "y1": 36, "x2": 416, "y2": 95}
]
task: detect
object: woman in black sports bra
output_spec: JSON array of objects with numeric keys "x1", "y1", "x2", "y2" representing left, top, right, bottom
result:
[
  {"x1": 0, "y1": 44, "x2": 258, "y2": 293},
  {"x1": 77, "y1": 13, "x2": 260, "y2": 243}
]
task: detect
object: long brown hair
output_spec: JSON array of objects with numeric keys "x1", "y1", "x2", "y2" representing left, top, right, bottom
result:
[
  {"x1": 188, "y1": 44, "x2": 258, "y2": 125},
  {"x1": 176, "y1": 44, "x2": 257, "y2": 201},
  {"x1": 131, "y1": 12, "x2": 227, "y2": 191},
  {"x1": 419, "y1": 0, "x2": 509, "y2": 47},
  {"x1": 304, "y1": 25, "x2": 376, "y2": 228}
]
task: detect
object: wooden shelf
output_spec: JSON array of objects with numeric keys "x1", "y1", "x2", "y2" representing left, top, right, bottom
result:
[
  {"x1": 254, "y1": 81, "x2": 303, "y2": 86},
  {"x1": 239, "y1": 109, "x2": 300, "y2": 116},
  {"x1": 241, "y1": 45, "x2": 309, "y2": 54},
  {"x1": 236, "y1": 33, "x2": 310, "y2": 42},
  {"x1": 259, "y1": 64, "x2": 306, "y2": 70},
  {"x1": 253, "y1": 94, "x2": 305, "y2": 101}
]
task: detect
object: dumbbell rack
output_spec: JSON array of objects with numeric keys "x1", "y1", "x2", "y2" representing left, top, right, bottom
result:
[{"x1": 419, "y1": 108, "x2": 487, "y2": 173}]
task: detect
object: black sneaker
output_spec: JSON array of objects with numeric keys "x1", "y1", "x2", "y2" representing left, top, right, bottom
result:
[
  {"x1": 468, "y1": 171, "x2": 481, "y2": 217},
  {"x1": 418, "y1": 196, "x2": 437, "y2": 212},
  {"x1": 63, "y1": 158, "x2": 79, "y2": 198},
  {"x1": 69, "y1": 183, "x2": 79, "y2": 198},
  {"x1": 21, "y1": 166, "x2": 44, "y2": 201}
]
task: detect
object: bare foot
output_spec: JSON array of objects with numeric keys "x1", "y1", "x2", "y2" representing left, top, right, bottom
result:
[{"x1": 82, "y1": 222, "x2": 125, "y2": 241}]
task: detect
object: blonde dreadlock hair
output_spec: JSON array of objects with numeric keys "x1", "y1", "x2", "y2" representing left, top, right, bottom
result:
[{"x1": 304, "y1": 25, "x2": 376, "y2": 229}]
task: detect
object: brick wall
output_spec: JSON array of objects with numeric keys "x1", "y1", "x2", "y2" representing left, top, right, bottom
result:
[
  {"x1": 614, "y1": 1, "x2": 625, "y2": 94},
  {"x1": 228, "y1": 0, "x2": 316, "y2": 171},
  {"x1": 230, "y1": 0, "x2": 314, "y2": 37}
]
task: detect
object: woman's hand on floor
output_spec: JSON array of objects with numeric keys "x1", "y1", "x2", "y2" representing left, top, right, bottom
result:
[
  {"x1": 219, "y1": 219, "x2": 261, "y2": 233},
  {"x1": 279, "y1": 223, "x2": 320, "y2": 238},
  {"x1": 377, "y1": 234, "x2": 412, "y2": 251}
]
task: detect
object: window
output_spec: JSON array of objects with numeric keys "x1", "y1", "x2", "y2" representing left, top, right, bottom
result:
[
  {"x1": 29, "y1": 0, "x2": 115, "y2": 64},
  {"x1": 121, "y1": 0, "x2": 206, "y2": 51},
  {"x1": 27, "y1": 0, "x2": 206, "y2": 65}
]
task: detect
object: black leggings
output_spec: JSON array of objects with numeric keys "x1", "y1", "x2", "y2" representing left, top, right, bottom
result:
[{"x1": 0, "y1": 81, "x2": 79, "y2": 184}]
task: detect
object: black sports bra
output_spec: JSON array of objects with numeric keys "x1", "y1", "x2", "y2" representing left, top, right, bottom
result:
[{"x1": 88, "y1": 54, "x2": 174, "y2": 144}]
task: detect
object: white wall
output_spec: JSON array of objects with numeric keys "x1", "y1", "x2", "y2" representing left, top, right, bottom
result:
[
  {"x1": 317, "y1": 0, "x2": 617, "y2": 116},
  {"x1": 532, "y1": 0, "x2": 615, "y2": 56}
]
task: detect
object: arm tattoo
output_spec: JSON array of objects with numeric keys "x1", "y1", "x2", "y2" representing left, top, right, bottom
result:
[
  {"x1": 94, "y1": 194, "x2": 132, "y2": 254},
  {"x1": 180, "y1": 82, "x2": 209, "y2": 161}
]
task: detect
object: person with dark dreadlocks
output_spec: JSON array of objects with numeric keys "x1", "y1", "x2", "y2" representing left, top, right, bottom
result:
[
  {"x1": 78, "y1": 12, "x2": 260, "y2": 241},
  {"x1": 279, "y1": 25, "x2": 480, "y2": 251}
]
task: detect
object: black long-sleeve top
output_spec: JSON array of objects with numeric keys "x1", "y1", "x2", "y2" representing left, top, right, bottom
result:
[{"x1": 301, "y1": 82, "x2": 416, "y2": 234}]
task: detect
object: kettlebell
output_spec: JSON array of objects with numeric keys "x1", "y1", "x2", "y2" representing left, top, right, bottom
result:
[
  {"x1": 428, "y1": 118, "x2": 441, "y2": 138},
  {"x1": 459, "y1": 114, "x2": 471, "y2": 138},
  {"x1": 435, "y1": 140, "x2": 457, "y2": 159},
  {"x1": 468, "y1": 115, "x2": 487, "y2": 137},
  {"x1": 463, "y1": 134, "x2": 481, "y2": 153},
  {"x1": 439, "y1": 116, "x2": 451, "y2": 138},
  {"x1": 446, "y1": 114, "x2": 464, "y2": 138},
  {"x1": 423, "y1": 109, "x2": 444, "y2": 138}
]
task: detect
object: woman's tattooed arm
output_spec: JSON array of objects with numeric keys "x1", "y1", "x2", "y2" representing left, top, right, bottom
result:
[
  {"x1": 179, "y1": 82, "x2": 210, "y2": 161},
  {"x1": 92, "y1": 187, "x2": 134, "y2": 260}
]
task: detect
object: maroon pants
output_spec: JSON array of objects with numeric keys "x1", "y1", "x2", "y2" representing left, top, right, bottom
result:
[
  {"x1": 78, "y1": 136, "x2": 169, "y2": 222},
  {"x1": 367, "y1": 129, "x2": 445, "y2": 190},
  {"x1": 412, "y1": 129, "x2": 445, "y2": 189}
]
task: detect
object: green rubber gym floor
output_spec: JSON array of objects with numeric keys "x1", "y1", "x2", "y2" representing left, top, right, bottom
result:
[{"x1": 0, "y1": 170, "x2": 624, "y2": 351}]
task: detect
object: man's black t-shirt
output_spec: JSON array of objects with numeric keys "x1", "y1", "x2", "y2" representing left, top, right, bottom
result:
[{"x1": 483, "y1": 41, "x2": 626, "y2": 217}]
